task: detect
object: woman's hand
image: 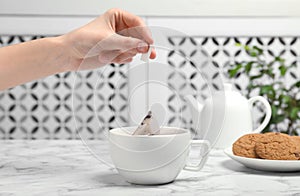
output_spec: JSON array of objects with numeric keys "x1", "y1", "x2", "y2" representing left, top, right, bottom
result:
[
  {"x1": 0, "y1": 8, "x2": 155, "y2": 90},
  {"x1": 61, "y1": 8, "x2": 156, "y2": 71}
]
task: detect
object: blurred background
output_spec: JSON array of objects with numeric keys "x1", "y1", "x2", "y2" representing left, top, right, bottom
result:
[{"x1": 1, "y1": 0, "x2": 300, "y2": 139}]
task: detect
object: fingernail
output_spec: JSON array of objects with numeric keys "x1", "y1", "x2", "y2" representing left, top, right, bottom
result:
[{"x1": 137, "y1": 42, "x2": 148, "y2": 53}]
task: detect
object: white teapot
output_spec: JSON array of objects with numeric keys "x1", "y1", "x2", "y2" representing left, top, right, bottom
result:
[{"x1": 185, "y1": 83, "x2": 272, "y2": 149}]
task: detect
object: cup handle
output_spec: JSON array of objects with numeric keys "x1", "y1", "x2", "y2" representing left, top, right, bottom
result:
[
  {"x1": 183, "y1": 140, "x2": 210, "y2": 171},
  {"x1": 248, "y1": 96, "x2": 272, "y2": 133}
]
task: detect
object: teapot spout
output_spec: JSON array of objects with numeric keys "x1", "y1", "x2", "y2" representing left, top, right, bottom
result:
[{"x1": 184, "y1": 95, "x2": 204, "y2": 133}]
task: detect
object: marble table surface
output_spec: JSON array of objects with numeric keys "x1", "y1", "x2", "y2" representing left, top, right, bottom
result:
[{"x1": 1, "y1": 140, "x2": 300, "y2": 196}]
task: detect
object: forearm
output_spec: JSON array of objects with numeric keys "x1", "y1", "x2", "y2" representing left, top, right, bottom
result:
[{"x1": 0, "y1": 36, "x2": 70, "y2": 90}]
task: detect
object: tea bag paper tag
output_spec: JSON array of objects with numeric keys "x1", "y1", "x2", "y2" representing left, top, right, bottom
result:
[
  {"x1": 150, "y1": 103, "x2": 165, "y2": 130},
  {"x1": 141, "y1": 45, "x2": 153, "y2": 62},
  {"x1": 149, "y1": 115, "x2": 160, "y2": 135}
]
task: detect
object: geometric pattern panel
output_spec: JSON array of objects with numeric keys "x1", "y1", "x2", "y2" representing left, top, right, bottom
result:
[
  {"x1": 1, "y1": 35, "x2": 300, "y2": 139},
  {"x1": 167, "y1": 36, "x2": 300, "y2": 134},
  {"x1": 0, "y1": 35, "x2": 129, "y2": 139}
]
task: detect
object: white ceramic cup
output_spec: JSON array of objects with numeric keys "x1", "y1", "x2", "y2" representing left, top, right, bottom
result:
[{"x1": 109, "y1": 126, "x2": 210, "y2": 185}]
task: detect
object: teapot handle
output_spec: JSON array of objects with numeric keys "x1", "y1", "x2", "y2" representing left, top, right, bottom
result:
[{"x1": 248, "y1": 96, "x2": 272, "y2": 133}]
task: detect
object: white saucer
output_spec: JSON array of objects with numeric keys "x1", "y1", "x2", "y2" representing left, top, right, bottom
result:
[{"x1": 224, "y1": 147, "x2": 300, "y2": 172}]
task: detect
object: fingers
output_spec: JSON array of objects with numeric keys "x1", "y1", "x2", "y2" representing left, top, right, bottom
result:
[
  {"x1": 97, "y1": 50, "x2": 122, "y2": 65},
  {"x1": 150, "y1": 48, "x2": 156, "y2": 59},
  {"x1": 111, "y1": 49, "x2": 137, "y2": 63},
  {"x1": 80, "y1": 50, "x2": 121, "y2": 70},
  {"x1": 97, "y1": 48, "x2": 137, "y2": 65},
  {"x1": 78, "y1": 49, "x2": 136, "y2": 70},
  {"x1": 118, "y1": 9, "x2": 146, "y2": 27},
  {"x1": 118, "y1": 26, "x2": 154, "y2": 46},
  {"x1": 119, "y1": 10, "x2": 153, "y2": 44},
  {"x1": 87, "y1": 33, "x2": 156, "y2": 64},
  {"x1": 106, "y1": 8, "x2": 154, "y2": 47},
  {"x1": 119, "y1": 57, "x2": 133, "y2": 64},
  {"x1": 100, "y1": 33, "x2": 149, "y2": 53},
  {"x1": 93, "y1": 34, "x2": 155, "y2": 64},
  {"x1": 101, "y1": 34, "x2": 156, "y2": 61}
]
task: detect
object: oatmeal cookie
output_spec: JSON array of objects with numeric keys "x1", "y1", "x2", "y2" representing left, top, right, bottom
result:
[
  {"x1": 291, "y1": 136, "x2": 300, "y2": 152},
  {"x1": 232, "y1": 133, "x2": 265, "y2": 158},
  {"x1": 255, "y1": 132, "x2": 300, "y2": 160}
]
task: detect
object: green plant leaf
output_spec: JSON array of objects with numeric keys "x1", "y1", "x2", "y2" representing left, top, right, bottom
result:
[
  {"x1": 249, "y1": 51, "x2": 257, "y2": 57},
  {"x1": 275, "y1": 56, "x2": 285, "y2": 63},
  {"x1": 279, "y1": 65, "x2": 287, "y2": 76},
  {"x1": 228, "y1": 64, "x2": 243, "y2": 78},
  {"x1": 279, "y1": 94, "x2": 292, "y2": 105},
  {"x1": 234, "y1": 43, "x2": 300, "y2": 134},
  {"x1": 293, "y1": 81, "x2": 300, "y2": 88},
  {"x1": 259, "y1": 85, "x2": 272, "y2": 94},
  {"x1": 271, "y1": 114, "x2": 285, "y2": 124},
  {"x1": 245, "y1": 62, "x2": 254, "y2": 73},
  {"x1": 290, "y1": 107, "x2": 299, "y2": 120},
  {"x1": 247, "y1": 82, "x2": 257, "y2": 90},
  {"x1": 271, "y1": 105, "x2": 278, "y2": 118},
  {"x1": 244, "y1": 45, "x2": 251, "y2": 51},
  {"x1": 259, "y1": 85, "x2": 275, "y2": 99},
  {"x1": 250, "y1": 73, "x2": 263, "y2": 80},
  {"x1": 255, "y1": 63, "x2": 264, "y2": 68},
  {"x1": 246, "y1": 46, "x2": 263, "y2": 57},
  {"x1": 253, "y1": 46, "x2": 263, "y2": 55},
  {"x1": 289, "y1": 81, "x2": 300, "y2": 91}
]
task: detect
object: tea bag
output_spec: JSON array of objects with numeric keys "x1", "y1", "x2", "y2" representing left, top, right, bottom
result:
[
  {"x1": 140, "y1": 45, "x2": 153, "y2": 62},
  {"x1": 132, "y1": 111, "x2": 160, "y2": 135}
]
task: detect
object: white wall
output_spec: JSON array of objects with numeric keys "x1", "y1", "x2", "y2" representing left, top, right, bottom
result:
[{"x1": 1, "y1": 0, "x2": 300, "y2": 17}]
